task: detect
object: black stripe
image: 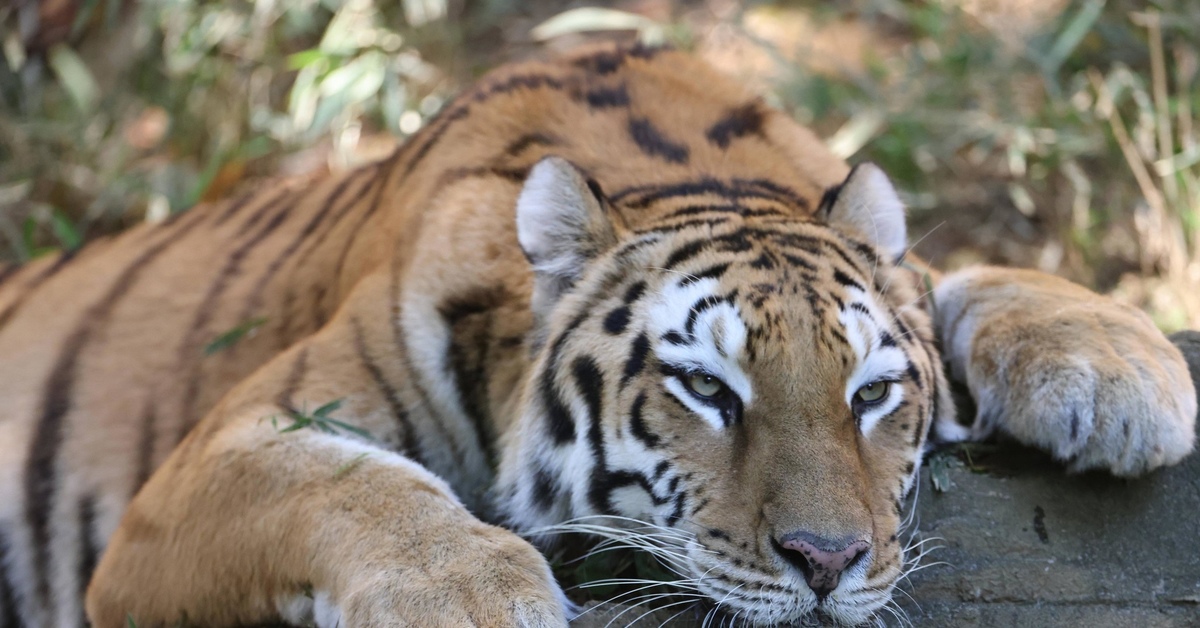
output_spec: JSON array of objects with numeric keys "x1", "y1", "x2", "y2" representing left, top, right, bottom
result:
[
  {"x1": 603, "y1": 306, "x2": 630, "y2": 335},
  {"x1": 834, "y1": 268, "x2": 865, "y2": 291},
  {"x1": 627, "y1": 118, "x2": 689, "y2": 164},
  {"x1": 574, "y1": 356, "x2": 612, "y2": 513},
  {"x1": 611, "y1": 178, "x2": 808, "y2": 211},
  {"x1": 706, "y1": 102, "x2": 765, "y2": 149},
  {"x1": 667, "y1": 490, "x2": 687, "y2": 525},
  {"x1": 661, "y1": 330, "x2": 688, "y2": 345},
  {"x1": 680, "y1": 262, "x2": 732, "y2": 287},
  {"x1": 505, "y1": 132, "x2": 558, "y2": 156},
  {"x1": 627, "y1": 392, "x2": 660, "y2": 449},
  {"x1": 635, "y1": 217, "x2": 732, "y2": 236},
  {"x1": 133, "y1": 400, "x2": 157, "y2": 491},
  {"x1": 573, "y1": 49, "x2": 626, "y2": 75},
  {"x1": 212, "y1": 189, "x2": 260, "y2": 227},
  {"x1": 781, "y1": 252, "x2": 817, "y2": 272},
  {"x1": 539, "y1": 313, "x2": 587, "y2": 445},
  {"x1": 237, "y1": 186, "x2": 297, "y2": 233},
  {"x1": 402, "y1": 71, "x2": 580, "y2": 178},
  {"x1": 685, "y1": 293, "x2": 733, "y2": 336},
  {"x1": 905, "y1": 360, "x2": 922, "y2": 386},
  {"x1": 0, "y1": 524, "x2": 19, "y2": 628},
  {"x1": 439, "y1": 289, "x2": 504, "y2": 467},
  {"x1": 0, "y1": 250, "x2": 78, "y2": 330},
  {"x1": 175, "y1": 181, "x2": 300, "y2": 426},
  {"x1": 622, "y1": 280, "x2": 648, "y2": 305},
  {"x1": 352, "y1": 317, "x2": 422, "y2": 463},
  {"x1": 401, "y1": 105, "x2": 470, "y2": 178},
  {"x1": 436, "y1": 165, "x2": 529, "y2": 189},
  {"x1": 621, "y1": 332, "x2": 651, "y2": 386},
  {"x1": 77, "y1": 495, "x2": 99, "y2": 615},
  {"x1": 571, "y1": 43, "x2": 663, "y2": 76},
  {"x1": 240, "y1": 169, "x2": 380, "y2": 323},
  {"x1": 531, "y1": 464, "x2": 559, "y2": 511},
  {"x1": 23, "y1": 208, "x2": 206, "y2": 617},
  {"x1": 314, "y1": 149, "x2": 400, "y2": 283},
  {"x1": 253, "y1": 167, "x2": 390, "y2": 331},
  {"x1": 582, "y1": 84, "x2": 630, "y2": 108},
  {"x1": 663, "y1": 239, "x2": 709, "y2": 269},
  {"x1": 389, "y1": 274, "x2": 468, "y2": 455}
]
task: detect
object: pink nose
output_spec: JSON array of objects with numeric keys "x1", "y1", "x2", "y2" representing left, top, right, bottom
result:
[{"x1": 776, "y1": 532, "x2": 871, "y2": 598}]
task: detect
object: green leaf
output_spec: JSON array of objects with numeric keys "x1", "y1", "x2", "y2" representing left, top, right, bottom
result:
[
  {"x1": 1040, "y1": 0, "x2": 1106, "y2": 77},
  {"x1": 204, "y1": 317, "x2": 268, "y2": 355},
  {"x1": 287, "y1": 48, "x2": 327, "y2": 70},
  {"x1": 47, "y1": 44, "x2": 100, "y2": 112},
  {"x1": 49, "y1": 209, "x2": 82, "y2": 251},
  {"x1": 127, "y1": 614, "x2": 138, "y2": 628},
  {"x1": 312, "y1": 398, "x2": 344, "y2": 418},
  {"x1": 333, "y1": 452, "x2": 370, "y2": 478},
  {"x1": 323, "y1": 417, "x2": 374, "y2": 441}
]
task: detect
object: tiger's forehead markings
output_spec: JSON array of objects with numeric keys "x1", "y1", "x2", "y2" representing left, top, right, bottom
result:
[
  {"x1": 647, "y1": 277, "x2": 754, "y2": 419},
  {"x1": 706, "y1": 101, "x2": 767, "y2": 149},
  {"x1": 609, "y1": 177, "x2": 810, "y2": 211}
]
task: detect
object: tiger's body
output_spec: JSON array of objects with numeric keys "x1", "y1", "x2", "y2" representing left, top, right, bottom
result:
[{"x1": 0, "y1": 45, "x2": 1194, "y2": 627}]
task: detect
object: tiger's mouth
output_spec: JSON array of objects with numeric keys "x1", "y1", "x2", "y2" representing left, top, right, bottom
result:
[
  {"x1": 531, "y1": 517, "x2": 903, "y2": 626},
  {"x1": 680, "y1": 538, "x2": 893, "y2": 627}
]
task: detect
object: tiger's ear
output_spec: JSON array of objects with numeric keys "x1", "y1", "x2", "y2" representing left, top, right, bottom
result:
[
  {"x1": 516, "y1": 156, "x2": 618, "y2": 326},
  {"x1": 820, "y1": 163, "x2": 907, "y2": 261}
]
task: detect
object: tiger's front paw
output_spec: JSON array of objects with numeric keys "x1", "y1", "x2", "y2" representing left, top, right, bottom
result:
[
  {"x1": 331, "y1": 524, "x2": 568, "y2": 628},
  {"x1": 934, "y1": 267, "x2": 1197, "y2": 476}
]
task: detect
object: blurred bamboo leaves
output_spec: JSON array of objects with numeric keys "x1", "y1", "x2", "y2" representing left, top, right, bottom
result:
[{"x1": 0, "y1": 0, "x2": 449, "y2": 262}]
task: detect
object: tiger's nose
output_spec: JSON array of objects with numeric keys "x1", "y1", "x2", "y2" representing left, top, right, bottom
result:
[{"x1": 775, "y1": 531, "x2": 871, "y2": 598}]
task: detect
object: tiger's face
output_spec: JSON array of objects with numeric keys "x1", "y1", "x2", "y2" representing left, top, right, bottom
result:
[{"x1": 498, "y1": 157, "x2": 952, "y2": 626}]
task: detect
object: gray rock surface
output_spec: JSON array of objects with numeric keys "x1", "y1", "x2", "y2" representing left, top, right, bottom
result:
[{"x1": 575, "y1": 332, "x2": 1200, "y2": 627}]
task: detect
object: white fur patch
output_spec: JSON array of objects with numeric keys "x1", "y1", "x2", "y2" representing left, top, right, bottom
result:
[
  {"x1": 647, "y1": 277, "x2": 753, "y2": 429},
  {"x1": 276, "y1": 589, "x2": 341, "y2": 628},
  {"x1": 839, "y1": 287, "x2": 907, "y2": 435}
]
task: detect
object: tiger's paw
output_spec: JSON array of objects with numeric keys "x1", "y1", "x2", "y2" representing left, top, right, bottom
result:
[
  {"x1": 933, "y1": 266, "x2": 1197, "y2": 477},
  {"x1": 329, "y1": 525, "x2": 569, "y2": 628}
]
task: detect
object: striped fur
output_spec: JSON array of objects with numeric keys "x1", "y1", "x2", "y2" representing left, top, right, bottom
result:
[{"x1": 0, "y1": 44, "x2": 1193, "y2": 627}]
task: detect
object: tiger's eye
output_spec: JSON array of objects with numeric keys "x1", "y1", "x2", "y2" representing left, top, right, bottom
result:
[
  {"x1": 686, "y1": 373, "x2": 725, "y2": 398},
  {"x1": 855, "y1": 381, "x2": 890, "y2": 403}
]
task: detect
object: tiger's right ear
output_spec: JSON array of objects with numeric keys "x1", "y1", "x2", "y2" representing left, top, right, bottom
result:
[{"x1": 516, "y1": 157, "x2": 618, "y2": 332}]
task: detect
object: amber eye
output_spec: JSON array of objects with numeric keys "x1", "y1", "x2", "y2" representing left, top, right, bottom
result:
[
  {"x1": 685, "y1": 373, "x2": 726, "y2": 398},
  {"x1": 855, "y1": 381, "x2": 890, "y2": 404}
]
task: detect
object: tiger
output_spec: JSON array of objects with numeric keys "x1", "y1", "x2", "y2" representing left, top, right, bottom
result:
[{"x1": 0, "y1": 43, "x2": 1194, "y2": 628}]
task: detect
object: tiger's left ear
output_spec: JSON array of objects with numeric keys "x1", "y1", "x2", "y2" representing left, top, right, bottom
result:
[
  {"x1": 516, "y1": 156, "x2": 618, "y2": 332},
  {"x1": 820, "y1": 163, "x2": 907, "y2": 261}
]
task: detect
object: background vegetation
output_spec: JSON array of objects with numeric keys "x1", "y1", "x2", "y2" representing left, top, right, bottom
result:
[{"x1": 1, "y1": 0, "x2": 1198, "y2": 332}]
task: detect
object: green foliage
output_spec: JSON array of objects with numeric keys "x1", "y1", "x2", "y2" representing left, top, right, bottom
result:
[
  {"x1": 0, "y1": 0, "x2": 452, "y2": 262},
  {"x1": 204, "y1": 317, "x2": 268, "y2": 355},
  {"x1": 332, "y1": 452, "x2": 370, "y2": 478},
  {"x1": 272, "y1": 398, "x2": 374, "y2": 441}
]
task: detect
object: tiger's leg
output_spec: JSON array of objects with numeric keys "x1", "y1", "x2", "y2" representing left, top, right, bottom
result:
[
  {"x1": 84, "y1": 273, "x2": 567, "y2": 628},
  {"x1": 928, "y1": 265, "x2": 1196, "y2": 476}
]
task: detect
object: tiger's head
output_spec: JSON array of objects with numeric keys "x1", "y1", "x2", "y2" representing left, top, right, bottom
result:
[{"x1": 496, "y1": 156, "x2": 954, "y2": 626}]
